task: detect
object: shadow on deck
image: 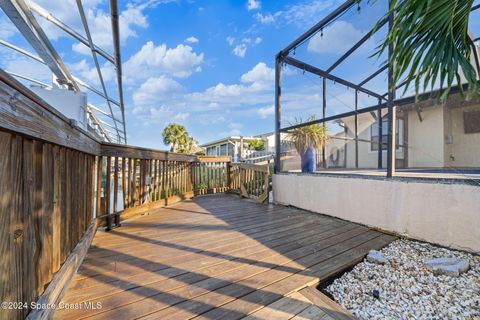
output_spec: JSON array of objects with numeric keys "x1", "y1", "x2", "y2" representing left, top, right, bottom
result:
[{"x1": 54, "y1": 194, "x2": 396, "y2": 320}]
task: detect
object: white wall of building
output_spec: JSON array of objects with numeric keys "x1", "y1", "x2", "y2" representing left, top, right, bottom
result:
[
  {"x1": 407, "y1": 106, "x2": 445, "y2": 168},
  {"x1": 273, "y1": 173, "x2": 480, "y2": 253},
  {"x1": 445, "y1": 104, "x2": 480, "y2": 168}
]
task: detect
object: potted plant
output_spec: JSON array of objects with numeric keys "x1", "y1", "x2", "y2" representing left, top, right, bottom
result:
[{"x1": 286, "y1": 116, "x2": 329, "y2": 173}]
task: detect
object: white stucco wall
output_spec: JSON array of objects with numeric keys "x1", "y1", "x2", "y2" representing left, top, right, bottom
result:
[
  {"x1": 408, "y1": 106, "x2": 444, "y2": 168},
  {"x1": 445, "y1": 104, "x2": 480, "y2": 168},
  {"x1": 273, "y1": 173, "x2": 480, "y2": 253}
]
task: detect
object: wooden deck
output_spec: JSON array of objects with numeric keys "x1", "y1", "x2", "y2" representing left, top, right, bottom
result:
[{"x1": 54, "y1": 194, "x2": 396, "y2": 320}]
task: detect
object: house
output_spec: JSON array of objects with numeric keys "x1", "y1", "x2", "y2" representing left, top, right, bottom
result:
[
  {"x1": 321, "y1": 94, "x2": 480, "y2": 170},
  {"x1": 201, "y1": 133, "x2": 290, "y2": 162},
  {"x1": 200, "y1": 136, "x2": 262, "y2": 162}
]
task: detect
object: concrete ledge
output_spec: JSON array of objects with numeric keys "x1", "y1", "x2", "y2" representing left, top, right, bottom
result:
[{"x1": 273, "y1": 173, "x2": 480, "y2": 253}]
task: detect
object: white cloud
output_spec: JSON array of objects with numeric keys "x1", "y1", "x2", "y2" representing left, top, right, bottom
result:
[
  {"x1": 254, "y1": 12, "x2": 277, "y2": 24},
  {"x1": 247, "y1": 0, "x2": 261, "y2": 11},
  {"x1": 33, "y1": 0, "x2": 151, "y2": 54},
  {"x1": 240, "y1": 62, "x2": 274, "y2": 85},
  {"x1": 257, "y1": 105, "x2": 274, "y2": 119},
  {"x1": 130, "y1": 62, "x2": 276, "y2": 128},
  {"x1": 133, "y1": 75, "x2": 183, "y2": 109},
  {"x1": 226, "y1": 36, "x2": 235, "y2": 46},
  {"x1": 252, "y1": 1, "x2": 340, "y2": 27},
  {"x1": 0, "y1": 17, "x2": 17, "y2": 39},
  {"x1": 232, "y1": 44, "x2": 247, "y2": 58},
  {"x1": 307, "y1": 20, "x2": 367, "y2": 54},
  {"x1": 228, "y1": 37, "x2": 262, "y2": 58},
  {"x1": 124, "y1": 41, "x2": 204, "y2": 80},
  {"x1": 174, "y1": 112, "x2": 190, "y2": 121},
  {"x1": 283, "y1": 0, "x2": 340, "y2": 26},
  {"x1": 1, "y1": 53, "x2": 52, "y2": 84},
  {"x1": 69, "y1": 59, "x2": 115, "y2": 85},
  {"x1": 221, "y1": 122, "x2": 243, "y2": 136},
  {"x1": 185, "y1": 36, "x2": 199, "y2": 44}
]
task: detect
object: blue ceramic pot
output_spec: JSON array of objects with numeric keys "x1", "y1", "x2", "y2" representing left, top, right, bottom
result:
[{"x1": 300, "y1": 146, "x2": 316, "y2": 173}]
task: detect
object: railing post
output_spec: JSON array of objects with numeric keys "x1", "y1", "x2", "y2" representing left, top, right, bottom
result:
[
  {"x1": 164, "y1": 154, "x2": 169, "y2": 206},
  {"x1": 95, "y1": 155, "x2": 102, "y2": 220},
  {"x1": 113, "y1": 156, "x2": 120, "y2": 227},
  {"x1": 189, "y1": 161, "x2": 194, "y2": 193},
  {"x1": 131, "y1": 159, "x2": 136, "y2": 207},
  {"x1": 105, "y1": 156, "x2": 112, "y2": 231},
  {"x1": 122, "y1": 157, "x2": 127, "y2": 209},
  {"x1": 139, "y1": 159, "x2": 145, "y2": 205},
  {"x1": 226, "y1": 162, "x2": 232, "y2": 191},
  {"x1": 264, "y1": 167, "x2": 270, "y2": 203}
]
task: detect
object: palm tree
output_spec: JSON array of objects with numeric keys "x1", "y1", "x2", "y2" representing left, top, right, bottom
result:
[
  {"x1": 376, "y1": 0, "x2": 479, "y2": 100},
  {"x1": 162, "y1": 123, "x2": 189, "y2": 153}
]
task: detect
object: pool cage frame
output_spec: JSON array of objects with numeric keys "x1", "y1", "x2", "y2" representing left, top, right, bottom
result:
[
  {"x1": 274, "y1": 0, "x2": 480, "y2": 177},
  {"x1": 0, "y1": 0, "x2": 126, "y2": 143}
]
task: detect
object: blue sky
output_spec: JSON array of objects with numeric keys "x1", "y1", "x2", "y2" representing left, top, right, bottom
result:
[{"x1": 2, "y1": 0, "x2": 479, "y2": 149}]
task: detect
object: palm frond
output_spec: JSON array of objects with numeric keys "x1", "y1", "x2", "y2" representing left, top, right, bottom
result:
[
  {"x1": 286, "y1": 116, "x2": 329, "y2": 155},
  {"x1": 374, "y1": 0, "x2": 477, "y2": 100}
]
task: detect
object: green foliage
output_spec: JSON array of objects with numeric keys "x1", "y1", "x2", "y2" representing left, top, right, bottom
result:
[
  {"x1": 248, "y1": 139, "x2": 265, "y2": 151},
  {"x1": 286, "y1": 116, "x2": 329, "y2": 155},
  {"x1": 374, "y1": 0, "x2": 478, "y2": 100},
  {"x1": 162, "y1": 123, "x2": 195, "y2": 154}
]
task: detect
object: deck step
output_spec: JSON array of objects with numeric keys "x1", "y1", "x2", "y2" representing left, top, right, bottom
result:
[{"x1": 298, "y1": 286, "x2": 357, "y2": 320}]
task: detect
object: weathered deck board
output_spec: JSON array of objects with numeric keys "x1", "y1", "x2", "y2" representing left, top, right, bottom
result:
[{"x1": 54, "y1": 194, "x2": 395, "y2": 320}]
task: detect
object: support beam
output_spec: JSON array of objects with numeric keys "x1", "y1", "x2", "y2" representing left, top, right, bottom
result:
[
  {"x1": 283, "y1": 56, "x2": 385, "y2": 100},
  {"x1": 109, "y1": 0, "x2": 127, "y2": 143},
  {"x1": 73, "y1": 76, "x2": 121, "y2": 107},
  {"x1": 27, "y1": 0, "x2": 114, "y2": 64},
  {"x1": 0, "y1": 40, "x2": 122, "y2": 112},
  {"x1": 76, "y1": 0, "x2": 120, "y2": 141},
  {"x1": 415, "y1": 105, "x2": 423, "y2": 122},
  {"x1": 281, "y1": 0, "x2": 356, "y2": 55},
  {"x1": 0, "y1": 39, "x2": 43, "y2": 63},
  {"x1": 322, "y1": 77, "x2": 327, "y2": 168},
  {"x1": 6, "y1": 71, "x2": 51, "y2": 88},
  {"x1": 386, "y1": 0, "x2": 396, "y2": 177},
  {"x1": 354, "y1": 89, "x2": 359, "y2": 168},
  {"x1": 327, "y1": 17, "x2": 388, "y2": 73},
  {"x1": 274, "y1": 54, "x2": 282, "y2": 173},
  {"x1": 358, "y1": 65, "x2": 388, "y2": 87},
  {"x1": 280, "y1": 104, "x2": 383, "y2": 132},
  {"x1": 377, "y1": 98, "x2": 383, "y2": 169},
  {"x1": 0, "y1": 0, "x2": 78, "y2": 90}
]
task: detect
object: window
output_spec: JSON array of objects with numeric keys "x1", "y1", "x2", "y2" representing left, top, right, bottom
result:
[
  {"x1": 219, "y1": 143, "x2": 227, "y2": 155},
  {"x1": 206, "y1": 146, "x2": 217, "y2": 155},
  {"x1": 370, "y1": 118, "x2": 403, "y2": 151},
  {"x1": 464, "y1": 110, "x2": 480, "y2": 134}
]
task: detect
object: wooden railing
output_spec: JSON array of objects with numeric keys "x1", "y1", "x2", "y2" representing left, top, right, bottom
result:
[
  {"x1": 0, "y1": 71, "x2": 271, "y2": 319},
  {"x1": 193, "y1": 156, "x2": 231, "y2": 195},
  {"x1": 0, "y1": 72, "x2": 100, "y2": 320},
  {"x1": 230, "y1": 163, "x2": 271, "y2": 203},
  {"x1": 98, "y1": 144, "x2": 198, "y2": 229}
]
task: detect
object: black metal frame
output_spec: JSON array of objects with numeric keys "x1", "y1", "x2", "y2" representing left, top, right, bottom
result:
[{"x1": 274, "y1": 0, "x2": 479, "y2": 176}]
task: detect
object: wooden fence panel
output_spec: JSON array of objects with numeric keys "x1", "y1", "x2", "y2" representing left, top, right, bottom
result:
[{"x1": 0, "y1": 132, "x2": 98, "y2": 320}]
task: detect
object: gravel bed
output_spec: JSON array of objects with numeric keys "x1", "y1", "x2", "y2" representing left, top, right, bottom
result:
[{"x1": 326, "y1": 239, "x2": 480, "y2": 319}]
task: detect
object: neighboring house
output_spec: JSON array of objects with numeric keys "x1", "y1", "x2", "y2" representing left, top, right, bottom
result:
[
  {"x1": 200, "y1": 133, "x2": 290, "y2": 162},
  {"x1": 200, "y1": 136, "x2": 261, "y2": 162},
  {"x1": 322, "y1": 94, "x2": 480, "y2": 169}
]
